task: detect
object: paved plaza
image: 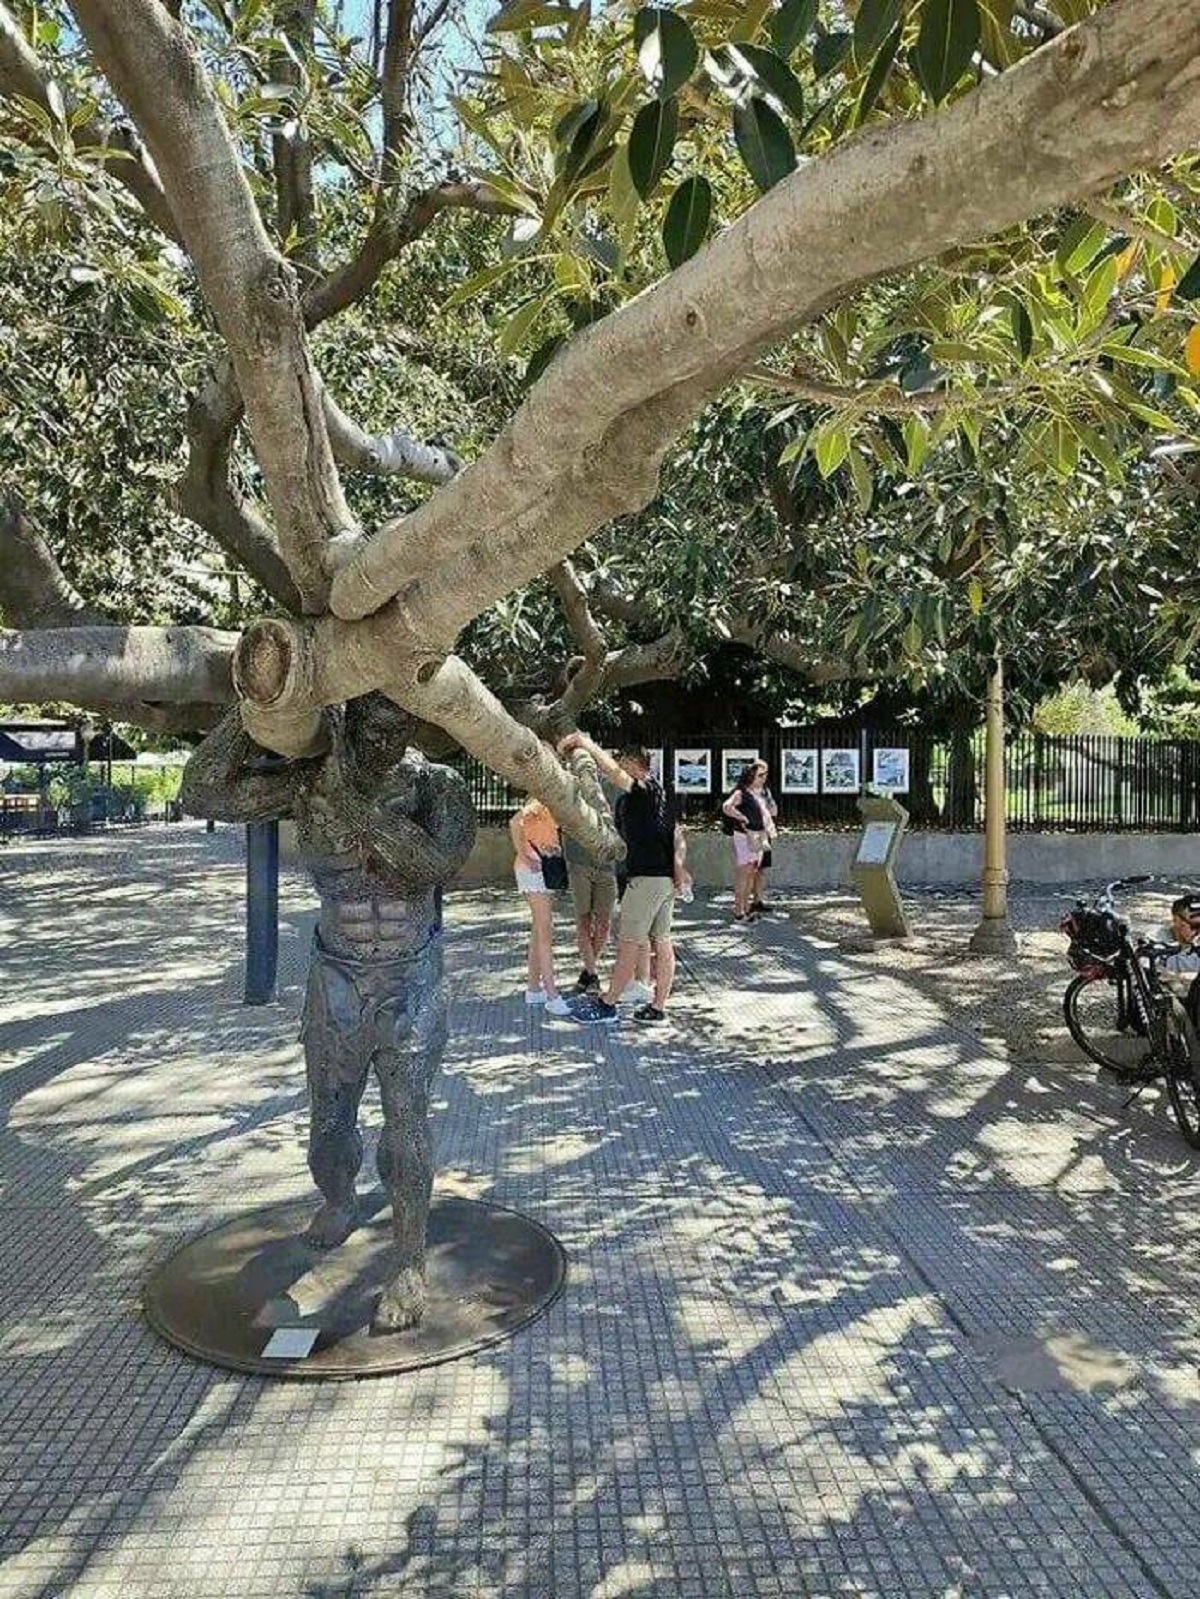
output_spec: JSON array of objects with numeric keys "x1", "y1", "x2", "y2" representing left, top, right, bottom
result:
[{"x1": 3, "y1": 827, "x2": 1200, "y2": 1597}]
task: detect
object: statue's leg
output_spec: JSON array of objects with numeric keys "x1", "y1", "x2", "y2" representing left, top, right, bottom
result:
[
  {"x1": 301, "y1": 955, "x2": 370, "y2": 1249},
  {"x1": 372, "y1": 945, "x2": 448, "y2": 1331}
]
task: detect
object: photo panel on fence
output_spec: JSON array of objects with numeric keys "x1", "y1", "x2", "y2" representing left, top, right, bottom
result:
[
  {"x1": 781, "y1": 747, "x2": 819, "y2": 794},
  {"x1": 871, "y1": 747, "x2": 910, "y2": 794},
  {"x1": 673, "y1": 747, "x2": 712, "y2": 795},
  {"x1": 720, "y1": 748, "x2": 759, "y2": 792},
  {"x1": 821, "y1": 747, "x2": 861, "y2": 794}
]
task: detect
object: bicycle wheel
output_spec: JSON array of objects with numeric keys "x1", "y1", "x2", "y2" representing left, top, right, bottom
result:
[
  {"x1": 1164, "y1": 1001, "x2": 1200, "y2": 1149},
  {"x1": 1063, "y1": 970, "x2": 1152, "y2": 1077}
]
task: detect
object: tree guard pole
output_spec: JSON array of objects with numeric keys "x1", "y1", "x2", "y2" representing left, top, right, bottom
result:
[
  {"x1": 244, "y1": 820, "x2": 280, "y2": 1004},
  {"x1": 969, "y1": 657, "x2": 1017, "y2": 955}
]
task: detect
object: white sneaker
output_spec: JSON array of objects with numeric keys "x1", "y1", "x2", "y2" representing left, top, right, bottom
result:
[
  {"x1": 525, "y1": 990, "x2": 547, "y2": 1006},
  {"x1": 623, "y1": 981, "x2": 655, "y2": 1006},
  {"x1": 544, "y1": 995, "x2": 573, "y2": 1017}
]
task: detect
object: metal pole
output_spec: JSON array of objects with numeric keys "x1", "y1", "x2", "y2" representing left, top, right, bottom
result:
[
  {"x1": 244, "y1": 820, "x2": 280, "y2": 1005},
  {"x1": 969, "y1": 657, "x2": 1017, "y2": 954}
]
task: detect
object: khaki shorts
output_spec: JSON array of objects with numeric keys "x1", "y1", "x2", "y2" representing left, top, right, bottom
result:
[
  {"x1": 619, "y1": 876, "x2": 675, "y2": 942},
  {"x1": 570, "y1": 866, "x2": 617, "y2": 919}
]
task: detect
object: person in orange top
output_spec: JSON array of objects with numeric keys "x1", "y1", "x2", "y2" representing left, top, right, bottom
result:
[{"x1": 508, "y1": 798, "x2": 572, "y2": 1015}]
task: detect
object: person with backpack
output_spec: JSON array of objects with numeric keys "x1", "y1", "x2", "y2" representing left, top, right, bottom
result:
[{"x1": 557, "y1": 734, "x2": 688, "y2": 1025}]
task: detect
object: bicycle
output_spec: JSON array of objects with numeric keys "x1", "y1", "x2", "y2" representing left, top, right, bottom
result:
[{"x1": 1060, "y1": 876, "x2": 1200, "y2": 1149}]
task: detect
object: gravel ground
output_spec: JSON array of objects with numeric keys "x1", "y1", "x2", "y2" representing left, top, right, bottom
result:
[{"x1": 773, "y1": 880, "x2": 1191, "y2": 1068}]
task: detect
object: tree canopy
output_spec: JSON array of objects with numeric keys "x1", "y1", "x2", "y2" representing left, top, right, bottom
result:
[{"x1": 0, "y1": 0, "x2": 1198, "y2": 846}]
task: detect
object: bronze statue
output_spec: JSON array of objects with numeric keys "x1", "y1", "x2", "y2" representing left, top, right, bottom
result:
[{"x1": 181, "y1": 694, "x2": 476, "y2": 1330}]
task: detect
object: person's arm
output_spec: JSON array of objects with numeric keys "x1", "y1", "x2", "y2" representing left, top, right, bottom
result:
[
  {"x1": 722, "y1": 789, "x2": 748, "y2": 827},
  {"x1": 557, "y1": 731, "x2": 633, "y2": 792},
  {"x1": 509, "y1": 810, "x2": 538, "y2": 867},
  {"x1": 673, "y1": 822, "x2": 691, "y2": 892}
]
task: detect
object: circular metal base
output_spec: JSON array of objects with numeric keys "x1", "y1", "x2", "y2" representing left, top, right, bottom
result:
[{"x1": 143, "y1": 1193, "x2": 567, "y2": 1379}]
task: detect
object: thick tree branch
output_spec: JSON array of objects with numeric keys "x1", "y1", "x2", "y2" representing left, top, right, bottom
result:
[
  {"x1": 588, "y1": 577, "x2": 645, "y2": 628},
  {"x1": 178, "y1": 367, "x2": 306, "y2": 613},
  {"x1": 600, "y1": 629, "x2": 686, "y2": 694},
  {"x1": 0, "y1": 0, "x2": 180, "y2": 241},
  {"x1": 0, "y1": 626, "x2": 236, "y2": 705},
  {"x1": 547, "y1": 561, "x2": 607, "y2": 666},
  {"x1": 271, "y1": 0, "x2": 319, "y2": 274},
  {"x1": 0, "y1": 494, "x2": 106, "y2": 628},
  {"x1": 327, "y1": 0, "x2": 1200, "y2": 637},
  {"x1": 380, "y1": 0, "x2": 416, "y2": 187},
  {"x1": 322, "y1": 389, "x2": 462, "y2": 484},
  {"x1": 303, "y1": 181, "x2": 518, "y2": 329},
  {"x1": 384, "y1": 653, "x2": 623, "y2": 859},
  {"x1": 726, "y1": 618, "x2": 870, "y2": 685},
  {"x1": 69, "y1": 0, "x2": 351, "y2": 612}
]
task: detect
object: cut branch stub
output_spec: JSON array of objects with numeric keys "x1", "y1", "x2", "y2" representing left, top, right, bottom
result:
[{"x1": 234, "y1": 617, "x2": 329, "y2": 757}]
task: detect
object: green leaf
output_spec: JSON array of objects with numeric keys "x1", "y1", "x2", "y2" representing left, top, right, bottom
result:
[
  {"x1": 487, "y1": 0, "x2": 571, "y2": 32},
  {"x1": 855, "y1": 23, "x2": 901, "y2": 122},
  {"x1": 769, "y1": 0, "x2": 818, "y2": 55},
  {"x1": 732, "y1": 95, "x2": 795, "y2": 193},
  {"x1": 525, "y1": 335, "x2": 564, "y2": 385},
  {"x1": 1100, "y1": 342, "x2": 1188, "y2": 377},
  {"x1": 849, "y1": 450, "x2": 874, "y2": 511},
  {"x1": 444, "y1": 258, "x2": 524, "y2": 308},
  {"x1": 903, "y1": 414, "x2": 931, "y2": 473},
  {"x1": 1055, "y1": 215, "x2": 1106, "y2": 278},
  {"x1": 1177, "y1": 254, "x2": 1200, "y2": 302},
  {"x1": 556, "y1": 99, "x2": 607, "y2": 180},
  {"x1": 903, "y1": 617, "x2": 923, "y2": 657},
  {"x1": 854, "y1": 0, "x2": 904, "y2": 62},
  {"x1": 813, "y1": 422, "x2": 850, "y2": 477},
  {"x1": 499, "y1": 293, "x2": 553, "y2": 359},
  {"x1": 1011, "y1": 299, "x2": 1033, "y2": 361},
  {"x1": 628, "y1": 96, "x2": 679, "y2": 198},
  {"x1": 662, "y1": 174, "x2": 713, "y2": 268},
  {"x1": 913, "y1": 0, "x2": 980, "y2": 103},
  {"x1": 968, "y1": 577, "x2": 984, "y2": 615},
  {"x1": 724, "y1": 43, "x2": 806, "y2": 119},
  {"x1": 813, "y1": 29, "x2": 852, "y2": 76},
  {"x1": 634, "y1": 8, "x2": 700, "y2": 100}
]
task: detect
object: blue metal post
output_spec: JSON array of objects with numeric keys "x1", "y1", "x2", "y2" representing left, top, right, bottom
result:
[{"x1": 244, "y1": 820, "x2": 279, "y2": 1005}]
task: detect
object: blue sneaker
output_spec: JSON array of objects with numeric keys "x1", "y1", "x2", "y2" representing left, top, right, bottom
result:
[{"x1": 570, "y1": 998, "x2": 619, "y2": 1025}]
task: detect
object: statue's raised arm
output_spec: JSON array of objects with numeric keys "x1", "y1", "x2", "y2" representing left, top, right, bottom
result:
[
  {"x1": 365, "y1": 757, "x2": 477, "y2": 890},
  {"x1": 181, "y1": 706, "x2": 317, "y2": 824}
]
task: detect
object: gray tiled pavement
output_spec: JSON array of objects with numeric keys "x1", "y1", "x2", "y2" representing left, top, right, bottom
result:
[{"x1": 3, "y1": 827, "x2": 1200, "y2": 1597}]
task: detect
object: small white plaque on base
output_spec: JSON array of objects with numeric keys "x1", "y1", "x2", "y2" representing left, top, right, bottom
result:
[{"x1": 262, "y1": 1327, "x2": 320, "y2": 1360}]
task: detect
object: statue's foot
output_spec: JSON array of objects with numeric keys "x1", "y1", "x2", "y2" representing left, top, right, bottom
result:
[
  {"x1": 303, "y1": 1200, "x2": 358, "y2": 1250},
  {"x1": 373, "y1": 1267, "x2": 426, "y2": 1332}
]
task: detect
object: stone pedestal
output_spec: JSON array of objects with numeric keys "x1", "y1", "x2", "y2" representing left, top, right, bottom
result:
[{"x1": 143, "y1": 1191, "x2": 567, "y2": 1379}]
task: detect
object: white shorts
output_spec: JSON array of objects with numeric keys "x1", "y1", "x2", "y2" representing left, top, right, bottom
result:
[
  {"x1": 733, "y1": 832, "x2": 765, "y2": 868},
  {"x1": 515, "y1": 867, "x2": 549, "y2": 895}
]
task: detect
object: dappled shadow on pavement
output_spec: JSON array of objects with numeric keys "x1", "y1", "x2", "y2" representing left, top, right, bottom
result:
[{"x1": 1, "y1": 841, "x2": 1198, "y2": 1596}]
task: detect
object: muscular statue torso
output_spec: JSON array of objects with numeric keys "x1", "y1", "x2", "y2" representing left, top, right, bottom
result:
[{"x1": 294, "y1": 763, "x2": 440, "y2": 962}]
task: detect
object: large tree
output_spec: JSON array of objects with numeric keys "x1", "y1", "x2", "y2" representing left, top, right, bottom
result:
[{"x1": 0, "y1": 0, "x2": 1198, "y2": 850}]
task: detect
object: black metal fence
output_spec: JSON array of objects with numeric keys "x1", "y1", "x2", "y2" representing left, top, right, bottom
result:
[{"x1": 450, "y1": 723, "x2": 1200, "y2": 834}]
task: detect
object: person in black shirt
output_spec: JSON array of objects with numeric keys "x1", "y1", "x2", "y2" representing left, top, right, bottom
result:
[{"x1": 557, "y1": 734, "x2": 689, "y2": 1024}]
